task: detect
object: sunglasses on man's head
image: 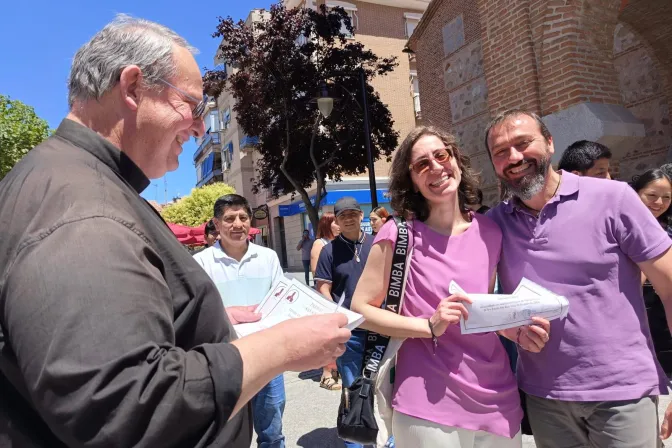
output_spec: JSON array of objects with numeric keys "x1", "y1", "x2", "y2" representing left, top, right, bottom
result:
[{"x1": 408, "y1": 147, "x2": 454, "y2": 175}]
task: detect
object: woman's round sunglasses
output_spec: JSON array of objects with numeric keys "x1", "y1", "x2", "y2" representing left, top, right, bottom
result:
[{"x1": 409, "y1": 147, "x2": 454, "y2": 175}]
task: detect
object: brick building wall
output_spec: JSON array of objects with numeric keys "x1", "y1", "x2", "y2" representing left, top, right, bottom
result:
[
  {"x1": 410, "y1": 0, "x2": 499, "y2": 203},
  {"x1": 612, "y1": 22, "x2": 672, "y2": 181},
  {"x1": 410, "y1": 0, "x2": 672, "y2": 200},
  {"x1": 620, "y1": 0, "x2": 672, "y2": 112}
]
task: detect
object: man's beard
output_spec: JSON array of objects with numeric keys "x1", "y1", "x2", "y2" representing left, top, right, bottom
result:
[{"x1": 500, "y1": 156, "x2": 550, "y2": 201}]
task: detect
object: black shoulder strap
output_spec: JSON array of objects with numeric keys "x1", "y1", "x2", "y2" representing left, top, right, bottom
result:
[{"x1": 362, "y1": 217, "x2": 410, "y2": 377}]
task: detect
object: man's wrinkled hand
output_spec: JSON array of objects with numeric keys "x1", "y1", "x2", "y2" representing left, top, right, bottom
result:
[
  {"x1": 226, "y1": 305, "x2": 261, "y2": 325},
  {"x1": 661, "y1": 401, "x2": 672, "y2": 440},
  {"x1": 276, "y1": 313, "x2": 351, "y2": 372},
  {"x1": 518, "y1": 317, "x2": 551, "y2": 353}
]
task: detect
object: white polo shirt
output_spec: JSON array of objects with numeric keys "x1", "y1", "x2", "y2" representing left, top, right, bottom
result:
[{"x1": 193, "y1": 241, "x2": 284, "y2": 307}]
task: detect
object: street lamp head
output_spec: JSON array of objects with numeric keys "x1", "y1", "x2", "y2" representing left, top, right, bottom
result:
[
  {"x1": 313, "y1": 81, "x2": 335, "y2": 118},
  {"x1": 317, "y1": 97, "x2": 334, "y2": 118}
]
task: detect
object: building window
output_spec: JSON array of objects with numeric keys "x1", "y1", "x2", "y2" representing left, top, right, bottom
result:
[
  {"x1": 207, "y1": 110, "x2": 220, "y2": 133},
  {"x1": 224, "y1": 141, "x2": 234, "y2": 171},
  {"x1": 404, "y1": 12, "x2": 422, "y2": 38},
  {"x1": 326, "y1": 0, "x2": 357, "y2": 37},
  {"x1": 222, "y1": 107, "x2": 231, "y2": 130}
]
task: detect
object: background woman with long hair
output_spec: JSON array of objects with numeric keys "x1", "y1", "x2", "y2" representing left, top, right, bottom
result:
[
  {"x1": 369, "y1": 206, "x2": 390, "y2": 235},
  {"x1": 632, "y1": 168, "x2": 672, "y2": 376},
  {"x1": 310, "y1": 213, "x2": 342, "y2": 390}
]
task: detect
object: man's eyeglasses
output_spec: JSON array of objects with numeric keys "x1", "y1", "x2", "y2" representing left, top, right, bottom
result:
[
  {"x1": 158, "y1": 79, "x2": 207, "y2": 120},
  {"x1": 409, "y1": 147, "x2": 454, "y2": 175}
]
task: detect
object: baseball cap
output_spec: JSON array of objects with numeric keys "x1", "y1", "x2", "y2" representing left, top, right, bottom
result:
[{"x1": 334, "y1": 196, "x2": 361, "y2": 217}]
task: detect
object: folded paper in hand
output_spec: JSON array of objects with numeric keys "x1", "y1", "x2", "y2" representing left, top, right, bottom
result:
[
  {"x1": 233, "y1": 277, "x2": 365, "y2": 338},
  {"x1": 449, "y1": 278, "x2": 569, "y2": 335}
]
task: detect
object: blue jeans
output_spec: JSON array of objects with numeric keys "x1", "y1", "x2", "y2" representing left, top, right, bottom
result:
[
  {"x1": 251, "y1": 374, "x2": 286, "y2": 448},
  {"x1": 337, "y1": 331, "x2": 366, "y2": 448},
  {"x1": 302, "y1": 260, "x2": 311, "y2": 286}
]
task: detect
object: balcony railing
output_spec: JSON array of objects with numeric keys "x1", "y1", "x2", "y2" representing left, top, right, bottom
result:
[
  {"x1": 196, "y1": 150, "x2": 223, "y2": 187},
  {"x1": 240, "y1": 135, "x2": 260, "y2": 151},
  {"x1": 193, "y1": 131, "x2": 221, "y2": 162},
  {"x1": 196, "y1": 169, "x2": 223, "y2": 188}
]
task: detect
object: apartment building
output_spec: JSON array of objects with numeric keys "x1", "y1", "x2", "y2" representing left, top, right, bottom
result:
[
  {"x1": 194, "y1": 10, "x2": 272, "y2": 247},
  {"x1": 197, "y1": 1, "x2": 429, "y2": 269}
]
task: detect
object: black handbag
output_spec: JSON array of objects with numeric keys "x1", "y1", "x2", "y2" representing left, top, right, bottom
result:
[{"x1": 337, "y1": 218, "x2": 410, "y2": 444}]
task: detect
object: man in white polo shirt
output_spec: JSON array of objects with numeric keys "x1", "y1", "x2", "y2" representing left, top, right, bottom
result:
[{"x1": 194, "y1": 194, "x2": 286, "y2": 448}]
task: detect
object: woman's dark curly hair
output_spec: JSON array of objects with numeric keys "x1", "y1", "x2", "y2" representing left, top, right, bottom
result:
[
  {"x1": 388, "y1": 126, "x2": 481, "y2": 221},
  {"x1": 630, "y1": 168, "x2": 672, "y2": 230}
]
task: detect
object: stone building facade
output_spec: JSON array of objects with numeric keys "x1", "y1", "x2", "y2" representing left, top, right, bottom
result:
[{"x1": 408, "y1": 0, "x2": 672, "y2": 204}]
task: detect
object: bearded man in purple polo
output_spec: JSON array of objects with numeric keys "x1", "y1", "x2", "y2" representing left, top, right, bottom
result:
[{"x1": 485, "y1": 109, "x2": 672, "y2": 448}]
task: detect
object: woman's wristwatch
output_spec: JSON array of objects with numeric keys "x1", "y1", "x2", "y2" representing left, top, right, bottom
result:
[{"x1": 428, "y1": 319, "x2": 438, "y2": 355}]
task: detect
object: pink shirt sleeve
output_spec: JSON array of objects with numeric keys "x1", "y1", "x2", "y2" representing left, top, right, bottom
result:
[{"x1": 373, "y1": 219, "x2": 399, "y2": 247}]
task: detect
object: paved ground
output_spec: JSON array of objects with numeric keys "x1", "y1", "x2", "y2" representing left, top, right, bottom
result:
[
  {"x1": 265, "y1": 272, "x2": 671, "y2": 447},
  {"x1": 267, "y1": 368, "x2": 537, "y2": 448},
  {"x1": 272, "y1": 370, "x2": 671, "y2": 448}
]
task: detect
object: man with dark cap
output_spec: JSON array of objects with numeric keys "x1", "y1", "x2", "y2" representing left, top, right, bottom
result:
[{"x1": 315, "y1": 196, "x2": 373, "y2": 448}]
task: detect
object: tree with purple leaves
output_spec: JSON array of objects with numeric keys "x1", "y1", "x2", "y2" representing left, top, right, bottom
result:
[{"x1": 203, "y1": 2, "x2": 399, "y2": 230}]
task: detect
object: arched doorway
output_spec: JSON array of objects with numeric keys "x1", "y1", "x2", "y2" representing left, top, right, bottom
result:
[{"x1": 613, "y1": 0, "x2": 672, "y2": 181}]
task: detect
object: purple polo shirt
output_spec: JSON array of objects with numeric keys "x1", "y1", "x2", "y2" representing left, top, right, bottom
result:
[{"x1": 488, "y1": 171, "x2": 671, "y2": 401}]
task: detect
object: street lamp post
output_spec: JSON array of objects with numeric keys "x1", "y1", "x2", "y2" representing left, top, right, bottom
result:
[
  {"x1": 313, "y1": 69, "x2": 378, "y2": 208},
  {"x1": 359, "y1": 69, "x2": 378, "y2": 209}
]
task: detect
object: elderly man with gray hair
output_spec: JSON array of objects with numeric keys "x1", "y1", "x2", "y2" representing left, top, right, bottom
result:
[{"x1": 0, "y1": 15, "x2": 351, "y2": 448}]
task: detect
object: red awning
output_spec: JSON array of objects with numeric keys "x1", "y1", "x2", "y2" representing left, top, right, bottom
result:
[
  {"x1": 167, "y1": 222, "x2": 205, "y2": 246},
  {"x1": 168, "y1": 223, "x2": 260, "y2": 245}
]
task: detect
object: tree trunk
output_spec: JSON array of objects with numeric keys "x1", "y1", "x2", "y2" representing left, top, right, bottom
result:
[{"x1": 277, "y1": 108, "x2": 325, "y2": 235}]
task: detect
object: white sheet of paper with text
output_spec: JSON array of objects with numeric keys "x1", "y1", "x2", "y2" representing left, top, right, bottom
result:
[
  {"x1": 233, "y1": 278, "x2": 365, "y2": 338},
  {"x1": 449, "y1": 278, "x2": 569, "y2": 334}
]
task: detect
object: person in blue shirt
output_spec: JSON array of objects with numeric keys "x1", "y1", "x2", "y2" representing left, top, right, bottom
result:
[{"x1": 315, "y1": 196, "x2": 373, "y2": 448}]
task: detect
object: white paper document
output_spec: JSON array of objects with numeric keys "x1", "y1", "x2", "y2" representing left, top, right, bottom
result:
[
  {"x1": 449, "y1": 278, "x2": 569, "y2": 335},
  {"x1": 233, "y1": 277, "x2": 365, "y2": 338}
]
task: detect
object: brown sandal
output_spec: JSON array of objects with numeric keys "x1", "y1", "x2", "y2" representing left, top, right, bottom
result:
[{"x1": 320, "y1": 375, "x2": 342, "y2": 390}]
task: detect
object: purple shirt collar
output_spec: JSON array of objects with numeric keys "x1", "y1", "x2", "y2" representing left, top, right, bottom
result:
[{"x1": 502, "y1": 170, "x2": 580, "y2": 214}]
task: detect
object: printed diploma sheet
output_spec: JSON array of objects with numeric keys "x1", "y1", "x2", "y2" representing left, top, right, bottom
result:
[
  {"x1": 233, "y1": 277, "x2": 365, "y2": 338},
  {"x1": 450, "y1": 278, "x2": 569, "y2": 335}
]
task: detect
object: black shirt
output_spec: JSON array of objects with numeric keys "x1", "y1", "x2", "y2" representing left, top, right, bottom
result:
[
  {"x1": 0, "y1": 119, "x2": 251, "y2": 447},
  {"x1": 645, "y1": 227, "x2": 672, "y2": 376},
  {"x1": 314, "y1": 233, "x2": 373, "y2": 310}
]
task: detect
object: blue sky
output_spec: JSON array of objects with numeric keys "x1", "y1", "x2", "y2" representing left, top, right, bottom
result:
[{"x1": 1, "y1": 0, "x2": 273, "y2": 203}]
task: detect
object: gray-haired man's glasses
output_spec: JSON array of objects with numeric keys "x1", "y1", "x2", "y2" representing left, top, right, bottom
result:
[{"x1": 158, "y1": 79, "x2": 207, "y2": 120}]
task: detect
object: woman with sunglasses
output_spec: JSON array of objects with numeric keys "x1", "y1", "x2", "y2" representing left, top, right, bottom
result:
[
  {"x1": 351, "y1": 126, "x2": 550, "y2": 448},
  {"x1": 632, "y1": 168, "x2": 672, "y2": 377}
]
